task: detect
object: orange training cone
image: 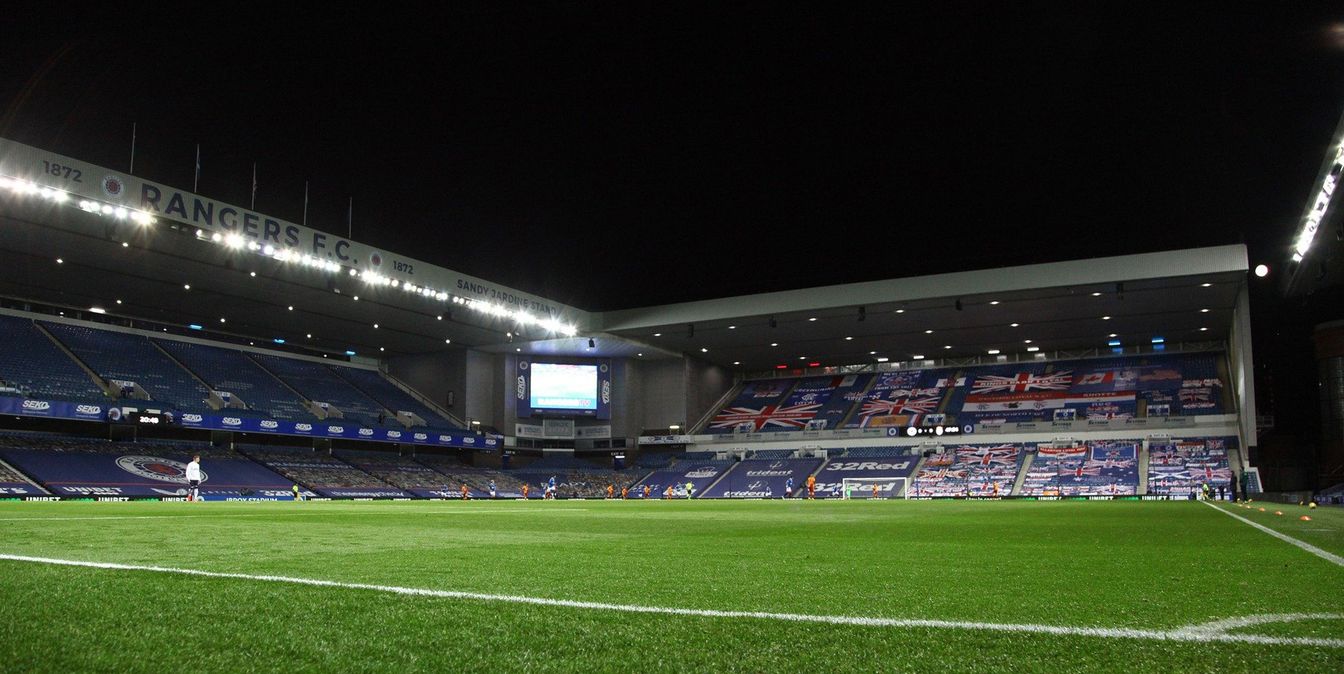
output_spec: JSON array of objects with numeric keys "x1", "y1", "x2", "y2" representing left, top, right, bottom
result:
[
  {"x1": 1274, "y1": 511, "x2": 1283, "y2": 516},
  {"x1": 1300, "y1": 515, "x2": 1312, "y2": 521},
  {"x1": 1258, "y1": 507, "x2": 1266, "y2": 512}
]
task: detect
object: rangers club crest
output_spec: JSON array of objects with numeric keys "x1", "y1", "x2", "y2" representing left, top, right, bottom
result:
[
  {"x1": 115, "y1": 455, "x2": 206, "y2": 484},
  {"x1": 101, "y1": 175, "x2": 125, "y2": 198},
  {"x1": 369, "y1": 251, "x2": 383, "y2": 268}
]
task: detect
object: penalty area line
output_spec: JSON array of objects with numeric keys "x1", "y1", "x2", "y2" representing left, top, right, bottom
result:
[
  {"x1": 0, "y1": 552, "x2": 1341, "y2": 649},
  {"x1": 1202, "y1": 501, "x2": 1344, "y2": 568}
]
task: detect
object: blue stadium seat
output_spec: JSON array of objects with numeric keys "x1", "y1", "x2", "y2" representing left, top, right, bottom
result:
[
  {"x1": 0, "y1": 316, "x2": 106, "y2": 402},
  {"x1": 42, "y1": 322, "x2": 212, "y2": 413}
]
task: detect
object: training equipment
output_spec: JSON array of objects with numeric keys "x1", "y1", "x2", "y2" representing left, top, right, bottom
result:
[{"x1": 841, "y1": 476, "x2": 909, "y2": 500}]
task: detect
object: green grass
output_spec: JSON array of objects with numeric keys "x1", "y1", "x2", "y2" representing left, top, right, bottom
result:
[{"x1": 0, "y1": 499, "x2": 1340, "y2": 672}]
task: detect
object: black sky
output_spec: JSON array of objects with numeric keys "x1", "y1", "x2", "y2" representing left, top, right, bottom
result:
[{"x1": 3, "y1": 4, "x2": 1343, "y2": 311}]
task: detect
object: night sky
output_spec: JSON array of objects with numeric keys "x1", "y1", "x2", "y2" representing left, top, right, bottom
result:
[{"x1": 3, "y1": 4, "x2": 1343, "y2": 312}]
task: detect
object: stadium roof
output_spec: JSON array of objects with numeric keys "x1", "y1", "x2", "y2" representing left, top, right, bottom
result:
[
  {"x1": 0, "y1": 166, "x2": 1247, "y2": 370},
  {"x1": 597, "y1": 245, "x2": 1248, "y2": 372}
]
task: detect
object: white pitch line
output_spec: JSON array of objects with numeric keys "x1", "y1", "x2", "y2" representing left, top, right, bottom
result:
[
  {"x1": 1202, "y1": 501, "x2": 1344, "y2": 568},
  {"x1": 0, "y1": 553, "x2": 1340, "y2": 649}
]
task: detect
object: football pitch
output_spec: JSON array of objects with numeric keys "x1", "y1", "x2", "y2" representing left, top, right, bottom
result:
[{"x1": 1, "y1": 499, "x2": 1341, "y2": 672}]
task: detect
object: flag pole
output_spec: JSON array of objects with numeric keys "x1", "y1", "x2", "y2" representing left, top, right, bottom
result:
[
  {"x1": 193, "y1": 144, "x2": 200, "y2": 192},
  {"x1": 302, "y1": 181, "x2": 309, "y2": 226},
  {"x1": 347, "y1": 197, "x2": 353, "y2": 240},
  {"x1": 250, "y1": 163, "x2": 257, "y2": 210},
  {"x1": 129, "y1": 123, "x2": 137, "y2": 174}
]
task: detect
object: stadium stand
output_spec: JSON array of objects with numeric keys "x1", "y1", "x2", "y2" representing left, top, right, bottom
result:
[
  {"x1": 42, "y1": 322, "x2": 213, "y2": 413},
  {"x1": 329, "y1": 367, "x2": 461, "y2": 430},
  {"x1": 708, "y1": 352, "x2": 1230, "y2": 433},
  {"x1": 0, "y1": 433, "x2": 298, "y2": 499},
  {"x1": 910, "y1": 444, "x2": 1026, "y2": 498},
  {"x1": 249, "y1": 355, "x2": 393, "y2": 427},
  {"x1": 846, "y1": 369, "x2": 951, "y2": 429},
  {"x1": 334, "y1": 450, "x2": 453, "y2": 497},
  {"x1": 704, "y1": 379, "x2": 799, "y2": 433},
  {"x1": 813, "y1": 453, "x2": 920, "y2": 498},
  {"x1": 701, "y1": 457, "x2": 824, "y2": 498},
  {"x1": 1021, "y1": 441, "x2": 1140, "y2": 497},
  {"x1": 414, "y1": 455, "x2": 528, "y2": 498},
  {"x1": 0, "y1": 315, "x2": 107, "y2": 402},
  {"x1": 152, "y1": 339, "x2": 316, "y2": 421},
  {"x1": 238, "y1": 446, "x2": 408, "y2": 497},
  {"x1": 630, "y1": 459, "x2": 735, "y2": 498},
  {"x1": 1147, "y1": 437, "x2": 1235, "y2": 498}
]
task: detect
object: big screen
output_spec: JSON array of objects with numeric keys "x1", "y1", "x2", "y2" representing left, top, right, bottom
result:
[{"x1": 529, "y1": 363, "x2": 598, "y2": 410}]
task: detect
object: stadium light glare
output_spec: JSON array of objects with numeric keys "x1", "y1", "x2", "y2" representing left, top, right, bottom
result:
[
  {"x1": 771, "y1": 342, "x2": 779, "y2": 347},
  {"x1": 1109, "y1": 333, "x2": 1118, "y2": 338},
  {"x1": 1107, "y1": 339, "x2": 1121, "y2": 346},
  {"x1": 100, "y1": 204, "x2": 114, "y2": 214},
  {"x1": 702, "y1": 348, "x2": 709, "y2": 353},
  {"x1": 1102, "y1": 316, "x2": 1111, "y2": 320},
  {"x1": 55, "y1": 258, "x2": 63, "y2": 264},
  {"x1": 987, "y1": 349, "x2": 1000, "y2": 355},
  {"x1": 875, "y1": 357, "x2": 889, "y2": 362},
  {"x1": 989, "y1": 300, "x2": 999, "y2": 305},
  {"x1": 183, "y1": 284, "x2": 191, "y2": 290},
  {"x1": 1010, "y1": 323, "x2": 1020, "y2": 327},
  {"x1": 345, "y1": 350, "x2": 356, "y2": 356},
  {"x1": 912, "y1": 354, "x2": 924, "y2": 359},
  {"x1": 188, "y1": 324, "x2": 203, "y2": 331},
  {"x1": 121, "y1": 242, "x2": 129, "y2": 248},
  {"x1": 924, "y1": 329, "x2": 934, "y2": 334},
  {"x1": 1200, "y1": 282, "x2": 1212, "y2": 287},
  {"x1": 273, "y1": 338, "x2": 285, "y2": 344},
  {"x1": 1026, "y1": 346, "x2": 1040, "y2": 352},
  {"x1": 211, "y1": 232, "x2": 223, "y2": 242},
  {"x1": 1254, "y1": 264, "x2": 1269, "y2": 277},
  {"x1": 1023, "y1": 339, "x2": 1032, "y2": 343},
  {"x1": 88, "y1": 307, "x2": 105, "y2": 314},
  {"x1": 1200, "y1": 308, "x2": 1209, "y2": 313},
  {"x1": 224, "y1": 233, "x2": 245, "y2": 249},
  {"x1": 845, "y1": 336, "x2": 853, "y2": 340},
  {"x1": 1200, "y1": 327, "x2": 1208, "y2": 331},
  {"x1": 1290, "y1": 139, "x2": 1343, "y2": 259},
  {"x1": 1151, "y1": 337, "x2": 1165, "y2": 344},
  {"x1": 249, "y1": 271, "x2": 257, "y2": 277},
  {"x1": 944, "y1": 345, "x2": 952, "y2": 349}
]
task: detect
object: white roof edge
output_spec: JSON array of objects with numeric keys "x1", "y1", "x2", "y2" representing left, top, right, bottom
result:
[{"x1": 598, "y1": 244, "x2": 1249, "y2": 331}]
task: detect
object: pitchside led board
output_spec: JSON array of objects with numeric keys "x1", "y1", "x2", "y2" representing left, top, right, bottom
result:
[{"x1": 516, "y1": 359, "x2": 612, "y2": 419}]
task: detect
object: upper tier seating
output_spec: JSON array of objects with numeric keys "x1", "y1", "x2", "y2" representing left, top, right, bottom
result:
[
  {"x1": 330, "y1": 367, "x2": 462, "y2": 430},
  {"x1": 250, "y1": 355, "x2": 392, "y2": 427},
  {"x1": 42, "y1": 322, "x2": 212, "y2": 413},
  {"x1": 153, "y1": 339, "x2": 316, "y2": 421},
  {"x1": 0, "y1": 315, "x2": 106, "y2": 402},
  {"x1": 708, "y1": 352, "x2": 1229, "y2": 433}
]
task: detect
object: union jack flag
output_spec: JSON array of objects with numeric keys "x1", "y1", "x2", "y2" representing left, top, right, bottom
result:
[
  {"x1": 1149, "y1": 445, "x2": 1180, "y2": 465},
  {"x1": 955, "y1": 445, "x2": 1020, "y2": 466},
  {"x1": 709, "y1": 403, "x2": 821, "y2": 431},
  {"x1": 1188, "y1": 463, "x2": 1233, "y2": 481},
  {"x1": 1065, "y1": 464, "x2": 1102, "y2": 480},
  {"x1": 860, "y1": 396, "x2": 940, "y2": 418},
  {"x1": 971, "y1": 371, "x2": 1073, "y2": 394}
]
